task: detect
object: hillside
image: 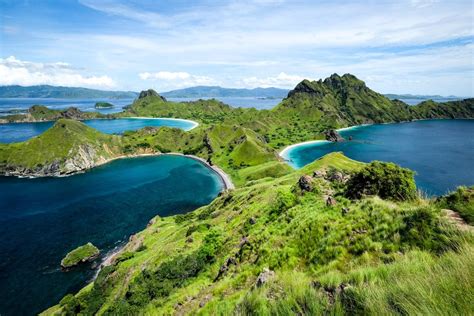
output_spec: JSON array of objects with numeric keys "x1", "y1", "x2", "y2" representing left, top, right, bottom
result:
[
  {"x1": 42, "y1": 152, "x2": 474, "y2": 315},
  {"x1": 0, "y1": 85, "x2": 137, "y2": 99},
  {"x1": 0, "y1": 119, "x2": 124, "y2": 176},
  {"x1": 161, "y1": 86, "x2": 288, "y2": 98},
  {"x1": 0, "y1": 105, "x2": 107, "y2": 123}
]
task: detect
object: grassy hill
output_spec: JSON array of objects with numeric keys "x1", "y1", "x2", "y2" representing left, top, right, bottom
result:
[
  {"x1": 1, "y1": 74, "x2": 473, "y2": 314},
  {"x1": 0, "y1": 105, "x2": 106, "y2": 123},
  {"x1": 42, "y1": 152, "x2": 473, "y2": 315},
  {"x1": 0, "y1": 119, "x2": 123, "y2": 176}
]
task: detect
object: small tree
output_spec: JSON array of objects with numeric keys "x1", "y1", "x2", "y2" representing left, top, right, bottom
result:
[{"x1": 346, "y1": 161, "x2": 417, "y2": 201}]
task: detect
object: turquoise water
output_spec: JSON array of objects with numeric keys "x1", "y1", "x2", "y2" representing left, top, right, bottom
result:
[
  {"x1": 0, "y1": 118, "x2": 197, "y2": 143},
  {"x1": 0, "y1": 155, "x2": 223, "y2": 315},
  {"x1": 282, "y1": 120, "x2": 474, "y2": 196}
]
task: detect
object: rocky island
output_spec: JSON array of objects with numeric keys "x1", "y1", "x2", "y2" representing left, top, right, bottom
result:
[{"x1": 61, "y1": 242, "x2": 100, "y2": 269}]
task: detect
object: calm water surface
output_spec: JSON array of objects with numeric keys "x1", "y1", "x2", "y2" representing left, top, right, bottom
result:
[
  {"x1": 0, "y1": 155, "x2": 223, "y2": 315},
  {"x1": 282, "y1": 120, "x2": 474, "y2": 196}
]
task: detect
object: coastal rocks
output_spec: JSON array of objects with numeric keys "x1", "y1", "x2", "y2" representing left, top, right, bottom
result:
[
  {"x1": 324, "y1": 129, "x2": 344, "y2": 142},
  {"x1": 138, "y1": 89, "x2": 167, "y2": 101},
  {"x1": 298, "y1": 175, "x2": 314, "y2": 192},
  {"x1": 255, "y1": 268, "x2": 275, "y2": 287}
]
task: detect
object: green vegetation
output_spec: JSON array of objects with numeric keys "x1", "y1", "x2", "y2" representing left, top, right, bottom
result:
[
  {"x1": 94, "y1": 102, "x2": 114, "y2": 109},
  {"x1": 437, "y1": 186, "x2": 474, "y2": 224},
  {"x1": 0, "y1": 119, "x2": 123, "y2": 175},
  {"x1": 61, "y1": 242, "x2": 100, "y2": 269},
  {"x1": 346, "y1": 161, "x2": 417, "y2": 201},
  {"x1": 2, "y1": 74, "x2": 473, "y2": 315},
  {"x1": 43, "y1": 152, "x2": 472, "y2": 315},
  {"x1": 1, "y1": 105, "x2": 106, "y2": 123}
]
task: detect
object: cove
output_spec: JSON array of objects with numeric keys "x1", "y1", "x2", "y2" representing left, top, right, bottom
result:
[
  {"x1": 0, "y1": 117, "x2": 198, "y2": 143},
  {"x1": 281, "y1": 120, "x2": 474, "y2": 196},
  {"x1": 0, "y1": 155, "x2": 223, "y2": 315}
]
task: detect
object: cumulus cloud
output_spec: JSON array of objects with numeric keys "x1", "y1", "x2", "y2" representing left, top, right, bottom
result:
[
  {"x1": 239, "y1": 72, "x2": 307, "y2": 88},
  {"x1": 139, "y1": 71, "x2": 217, "y2": 89},
  {"x1": 0, "y1": 56, "x2": 116, "y2": 88}
]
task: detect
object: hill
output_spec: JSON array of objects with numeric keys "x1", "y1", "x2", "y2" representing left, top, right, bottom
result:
[
  {"x1": 0, "y1": 85, "x2": 137, "y2": 99},
  {"x1": 42, "y1": 152, "x2": 474, "y2": 315},
  {"x1": 160, "y1": 86, "x2": 289, "y2": 98}
]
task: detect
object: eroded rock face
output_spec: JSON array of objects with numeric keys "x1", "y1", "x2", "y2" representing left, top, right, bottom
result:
[
  {"x1": 298, "y1": 175, "x2": 314, "y2": 192},
  {"x1": 324, "y1": 129, "x2": 344, "y2": 142},
  {"x1": 3, "y1": 144, "x2": 109, "y2": 177}
]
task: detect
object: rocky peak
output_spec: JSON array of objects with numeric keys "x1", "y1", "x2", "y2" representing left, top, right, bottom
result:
[
  {"x1": 138, "y1": 89, "x2": 167, "y2": 101},
  {"x1": 288, "y1": 79, "x2": 326, "y2": 98}
]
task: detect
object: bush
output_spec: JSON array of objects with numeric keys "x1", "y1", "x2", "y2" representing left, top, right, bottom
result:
[{"x1": 346, "y1": 161, "x2": 417, "y2": 201}]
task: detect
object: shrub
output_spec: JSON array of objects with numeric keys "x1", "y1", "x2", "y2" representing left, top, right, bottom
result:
[{"x1": 346, "y1": 161, "x2": 417, "y2": 201}]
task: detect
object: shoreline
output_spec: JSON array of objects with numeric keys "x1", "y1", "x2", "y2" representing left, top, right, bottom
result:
[
  {"x1": 278, "y1": 124, "x2": 366, "y2": 161},
  {"x1": 125, "y1": 116, "x2": 199, "y2": 131},
  {"x1": 0, "y1": 116, "x2": 200, "y2": 131}
]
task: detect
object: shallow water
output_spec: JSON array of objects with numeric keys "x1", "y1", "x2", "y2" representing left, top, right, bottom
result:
[
  {"x1": 0, "y1": 118, "x2": 196, "y2": 143},
  {"x1": 0, "y1": 155, "x2": 223, "y2": 315},
  {"x1": 282, "y1": 120, "x2": 474, "y2": 196}
]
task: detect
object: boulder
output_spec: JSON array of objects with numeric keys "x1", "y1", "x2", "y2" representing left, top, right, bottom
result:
[
  {"x1": 324, "y1": 129, "x2": 344, "y2": 142},
  {"x1": 255, "y1": 268, "x2": 275, "y2": 287},
  {"x1": 326, "y1": 196, "x2": 337, "y2": 206},
  {"x1": 298, "y1": 175, "x2": 314, "y2": 192}
]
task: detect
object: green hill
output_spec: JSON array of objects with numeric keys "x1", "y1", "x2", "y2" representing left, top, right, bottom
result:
[
  {"x1": 42, "y1": 152, "x2": 473, "y2": 315},
  {"x1": 0, "y1": 119, "x2": 123, "y2": 176}
]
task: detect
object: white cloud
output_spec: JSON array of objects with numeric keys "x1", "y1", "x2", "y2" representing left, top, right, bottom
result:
[
  {"x1": 0, "y1": 56, "x2": 116, "y2": 88},
  {"x1": 239, "y1": 72, "x2": 307, "y2": 88},
  {"x1": 138, "y1": 71, "x2": 217, "y2": 90}
]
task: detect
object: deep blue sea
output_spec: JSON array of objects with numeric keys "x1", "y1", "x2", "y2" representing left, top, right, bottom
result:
[
  {"x1": 0, "y1": 155, "x2": 223, "y2": 315},
  {"x1": 0, "y1": 118, "x2": 197, "y2": 143},
  {"x1": 282, "y1": 120, "x2": 474, "y2": 196}
]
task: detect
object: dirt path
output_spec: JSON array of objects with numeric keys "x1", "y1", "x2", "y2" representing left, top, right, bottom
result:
[{"x1": 442, "y1": 209, "x2": 473, "y2": 232}]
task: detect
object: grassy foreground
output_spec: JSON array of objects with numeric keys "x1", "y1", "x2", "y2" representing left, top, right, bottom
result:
[{"x1": 42, "y1": 153, "x2": 473, "y2": 315}]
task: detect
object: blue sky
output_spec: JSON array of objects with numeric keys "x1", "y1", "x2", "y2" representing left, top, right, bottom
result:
[{"x1": 0, "y1": 0, "x2": 473, "y2": 95}]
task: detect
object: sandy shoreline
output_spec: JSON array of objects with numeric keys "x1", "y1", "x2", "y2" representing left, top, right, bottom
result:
[
  {"x1": 125, "y1": 116, "x2": 199, "y2": 131},
  {"x1": 278, "y1": 123, "x2": 370, "y2": 161}
]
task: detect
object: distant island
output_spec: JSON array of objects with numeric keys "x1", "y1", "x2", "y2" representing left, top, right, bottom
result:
[
  {"x1": 95, "y1": 102, "x2": 114, "y2": 109},
  {"x1": 160, "y1": 86, "x2": 289, "y2": 98},
  {"x1": 0, "y1": 85, "x2": 138, "y2": 99},
  {"x1": 384, "y1": 93, "x2": 462, "y2": 101}
]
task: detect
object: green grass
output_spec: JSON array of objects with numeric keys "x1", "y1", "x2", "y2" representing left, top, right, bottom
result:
[
  {"x1": 44, "y1": 152, "x2": 473, "y2": 315},
  {"x1": 61, "y1": 242, "x2": 100, "y2": 268}
]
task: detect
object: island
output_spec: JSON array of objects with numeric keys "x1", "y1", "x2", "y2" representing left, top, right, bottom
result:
[
  {"x1": 2, "y1": 74, "x2": 472, "y2": 316},
  {"x1": 94, "y1": 102, "x2": 114, "y2": 109},
  {"x1": 60, "y1": 242, "x2": 100, "y2": 269}
]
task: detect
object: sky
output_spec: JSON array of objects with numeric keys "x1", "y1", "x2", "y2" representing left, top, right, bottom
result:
[{"x1": 0, "y1": 0, "x2": 473, "y2": 96}]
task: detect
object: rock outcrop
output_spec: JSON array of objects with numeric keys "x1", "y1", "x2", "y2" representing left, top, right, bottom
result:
[
  {"x1": 324, "y1": 129, "x2": 344, "y2": 142},
  {"x1": 138, "y1": 89, "x2": 167, "y2": 101}
]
